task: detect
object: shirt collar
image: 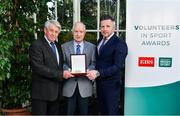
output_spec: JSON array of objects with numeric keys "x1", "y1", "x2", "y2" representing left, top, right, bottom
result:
[
  {"x1": 73, "y1": 40, "x2": 84, "y2": 47},
  {"x1": 105, "y1": 32, "x2": 114, "y2": 40},
  {"x1": 44, "y1": 36, "x2": 52, "y2": 45}
]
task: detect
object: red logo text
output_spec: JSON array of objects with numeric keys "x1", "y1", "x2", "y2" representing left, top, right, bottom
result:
[{"x1": 138, "y1": 57, "x2": 155, "y2": 67}]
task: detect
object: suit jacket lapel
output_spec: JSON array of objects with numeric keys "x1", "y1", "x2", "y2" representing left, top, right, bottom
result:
[
  {"x1": 104, "y1": 35, "x2": 115, "y2": 48},
  {"x1": 96, "y1": 38, "x2": 102, "y2": 56},
  {"x1": 42, "y1": 38, "x2": 58, "y2": 65},
  {"x1": 97, "y1": 38, "x2": 102, "y2": 47},
  {"x1": 69, "y1": 41, "x2": 75, "y2": 54},
  {"x1": 98, "y1": 34, "x2": 115, "y2": 55},
  {"x1": 55, "y1": 42, "x2": 63, "y2": 66},
  {"x1": 82, "y1": 41, "x2": 88, "y2": 54}
]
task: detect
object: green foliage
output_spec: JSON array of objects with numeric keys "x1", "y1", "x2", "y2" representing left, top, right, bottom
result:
[
  {"x1": 60, "y1": 31, "x2": 73, "y2": 44},
  {"x1": 57, "y1": 0, "x2": 73, "y2": 30},
  {"x1": 0, "y1": 27, "x2": 13, "y2": 81},
  {"x1": 81, "y1": 0, "x2": 97, "y2": 29},
  {"x1": 0, "y1": 40, "x2": 12, "y2": 80},
  {"x1": 0, "y1": 0, "x2": 38, "y2": 109},
  {"x1": 85, "y1": 33, "x2": 97, "y2": 44}
]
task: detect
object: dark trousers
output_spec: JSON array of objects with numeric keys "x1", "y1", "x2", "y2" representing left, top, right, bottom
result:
[
  {"x1": 66, "y1": 85, "x2": 89, "y2": 115},
  {"x1": 32, "y1": 98, "x2": 60, "y2": 115},
  {"x1": 97, "y1": 79, "x2": 120, "y2": 115}
]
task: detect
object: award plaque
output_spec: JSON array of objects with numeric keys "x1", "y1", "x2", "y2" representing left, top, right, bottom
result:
[{"x1": 70, "y1": 54, "x2": 87, "y2": 76}]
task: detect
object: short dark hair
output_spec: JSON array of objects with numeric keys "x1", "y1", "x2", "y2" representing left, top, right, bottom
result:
[{"x1": 100, "y1": 15, "x2": 115, "y2": 22}]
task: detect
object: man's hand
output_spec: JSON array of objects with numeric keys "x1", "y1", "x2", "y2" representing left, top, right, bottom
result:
[
  {"x1": 63, "y1": 70, "x2": 74, "y2": 79},
  {"x1": 86, "y1": 70, "x2": 99, "y2": 80}
]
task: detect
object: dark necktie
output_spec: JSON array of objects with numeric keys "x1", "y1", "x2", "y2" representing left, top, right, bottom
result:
[
  {"x1": 76, "y1": 44, "x2": 81, "y2": 54},
  {"x1": 99, "y1": 38, "x2": 106, "y2": 54},
  {"x1": 50, "y1": 42, "x2": 57, "y2": 56}
]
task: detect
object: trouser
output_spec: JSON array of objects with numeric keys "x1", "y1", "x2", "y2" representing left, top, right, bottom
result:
[
  {"x1": 32, "y1": 98, "x2": 60, "y2": 115},
  {"x1": 66, "y1": 85, "x2": 89, "y2": 115}
]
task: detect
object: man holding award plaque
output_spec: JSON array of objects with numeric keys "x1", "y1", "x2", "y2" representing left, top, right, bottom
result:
[{"x1": 61, "y1": 22, "x2": 96, "y2": 115}]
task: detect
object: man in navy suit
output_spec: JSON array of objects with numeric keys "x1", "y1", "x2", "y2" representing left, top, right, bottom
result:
[
  {"x1": 87, "y1": 15, "x2": 128, "y2": 115},
  {"x1": 29, "y1": 20, "x2": 63, "y2": 115}
]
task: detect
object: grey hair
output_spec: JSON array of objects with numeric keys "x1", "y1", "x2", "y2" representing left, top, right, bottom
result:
[
  {"x1": 72, "y1": 22, "x2": 86, "y2": 32},
  {"x1": 44, "y1": 20, "x2": 61, "y2": 30}
]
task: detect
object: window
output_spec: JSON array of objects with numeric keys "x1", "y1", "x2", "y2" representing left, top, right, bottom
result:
[{"x1": 37, "y1": 0, "x2": 126, "y2": 42}]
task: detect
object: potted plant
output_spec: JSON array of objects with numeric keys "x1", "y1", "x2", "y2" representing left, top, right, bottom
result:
[
  {"x1": 0, "y1": 42, "x2": 32, "y2": 115},
  {"x1": 0, "y1": 30, "x2": 13, "y2": 113},
  {"x1": 0, "y1": 20, "x2": 32, "y2": 115},
  {"x1": 0, "y1": 1, "x2": 35, "y2": 115}
]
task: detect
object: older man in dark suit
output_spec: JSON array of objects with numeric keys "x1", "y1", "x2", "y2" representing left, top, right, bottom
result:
[
  {"x1": 29, "y1": 20, "x2": 63, "y2": 115},
  {"x1": 87, "y1": 15, "x2": 128, "y2": 115}
]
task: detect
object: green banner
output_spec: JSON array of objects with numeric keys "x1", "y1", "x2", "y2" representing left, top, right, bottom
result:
[{"x1": 125, "y1": 81, "x2": 180, "y2": 115}]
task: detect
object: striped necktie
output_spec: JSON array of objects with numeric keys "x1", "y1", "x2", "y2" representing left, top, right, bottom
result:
[{"x1": 76, "y1": 44, "x2": 81, "y2": 54}]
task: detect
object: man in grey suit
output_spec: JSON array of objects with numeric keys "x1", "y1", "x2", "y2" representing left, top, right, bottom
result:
[{"x1": 62, "y1": 22, "x2": 96, "y2": 115}]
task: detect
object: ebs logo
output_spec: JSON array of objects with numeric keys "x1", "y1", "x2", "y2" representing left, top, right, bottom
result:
[{"x1": 138, "y1": 57, "x2": 155, "y2": 67}]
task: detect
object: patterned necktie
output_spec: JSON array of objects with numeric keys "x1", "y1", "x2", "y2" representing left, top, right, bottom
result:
[
  {"x1": 99, "y1": 38, "x2": 106, "y2": 54},
  {"x1": 76, "y1": 44, "x2": 81, "y2": 54}
]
